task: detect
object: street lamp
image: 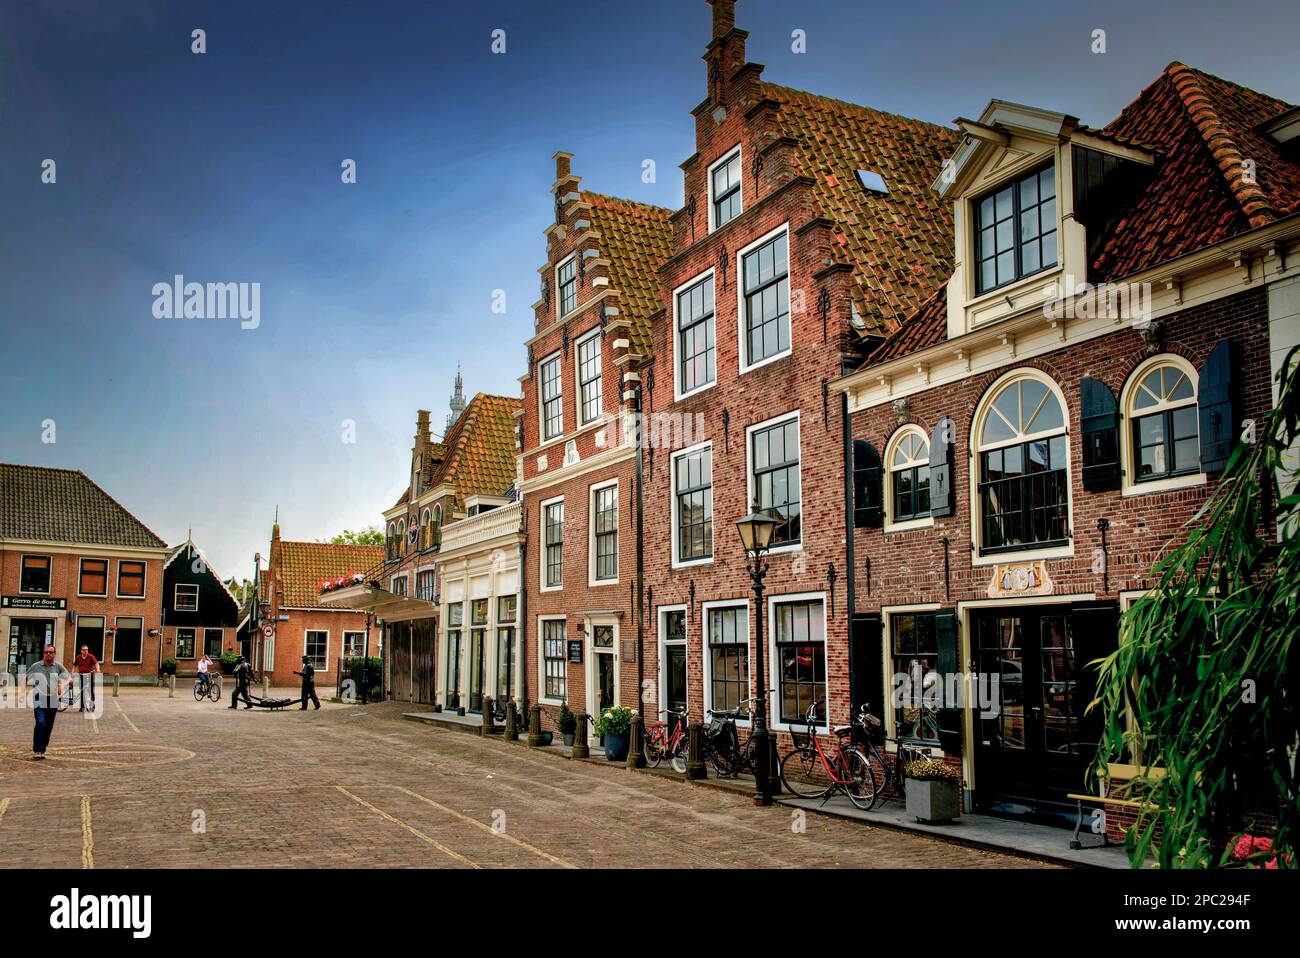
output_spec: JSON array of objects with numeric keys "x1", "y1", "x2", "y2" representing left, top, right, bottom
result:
[{"x1": 736, "y1": 504, "x2": 779, "y2": 807}]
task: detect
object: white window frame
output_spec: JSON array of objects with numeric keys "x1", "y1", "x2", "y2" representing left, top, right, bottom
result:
[
  {"x1": 538, "y1": 614, "x2": 568, "y2": 705},
  {"x1": 656, "y1": 604, "x2": 688, "y2": 722},
  {"x1": 1120, "y1": 354, "x2": 1207, "y2": 497},
  {"x1": 701, "y1": 599, "x2": 752, "y2": 728},
  {"x1": 175, "y1": 627, "x2": 197, "y2": 660},
  {"x1": 735, "y1": 222, "x2": 793, "y2": 375},
  {"x1": 304, "y1": 629, "x2": 330, "y2": 674},
  {"x1": 707, "y1": 144, "x2": 743, "y2": 233},
  {"x1": 343, "y1": 630, "x2": 367, "y2": 658},
  {"x1": 555, "y1": 253, "x2": 578, "y2": 319},
  {"x1": 116, "y1": 559, "x2": 147, "y2": 600},
  {"x1": 174, "y1": 582, "x2": 199, "y2": 613},
  {"x1": 110, "y1": 615, "x2": 145, "y2": 665},
  {"x1": 670, "y1": 439, "x2": 714, "y2": 568},
  {"x1": 538, "y1": 350, "x2": 564, "y2": 444},
  {"x1": 77, "y1": 557, "x2": 109, "y2": 597},
  {"x1": 588, "y1": 478, "x2": 619, "y2": 586},
  {"x1": 672, "y1": 267, "x2": 717, "y2": 402},
  {"x1": 390, "y1": 574, "x2": 409, "y2": 597},
  {"x1": 19, "y1": 553, "x2": 52, "y2": 595},
  {"x1": 879, "y1": 603, "x2": 942, "y2": 743},
  {"x1": 574, "y1": 327, "x2": 604, "y2": 427},
  {"x1": 745, "y1": 410, "x2": 802, "y2": 555},
  {"x1": 539, "y1": 495, "x2": 564, "y2": 593},
  {"x1": 203, "y1": 628, "x2": 224, "y2": 658},
  {"x1": 968, "y1": 368, "x2": 1075, "y2": 567},
  {"x1": 766, "y1": 591, "x2": 828, "y2": 733},
  {"x1": 884, "y1": 425, "x2": 935, "y2": 533}
]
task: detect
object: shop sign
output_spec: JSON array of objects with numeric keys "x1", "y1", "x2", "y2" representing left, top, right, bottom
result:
[
  {"x1": 567, "y1": 640, "x2": 583, "y2": 664},
  {"x1": 2, "y1": 596, "x2": 67, "y2": 611}
]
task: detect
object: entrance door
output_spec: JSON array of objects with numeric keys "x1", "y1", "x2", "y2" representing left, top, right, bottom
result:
[
  {"x1": 666, "y1": 645, "x2": 687, "y2": 735},
  {"x1": 496, "y1": 627, "x2": 515, "y2": 709},
  {"x1": 588, "y1": 624, "x2": 618, "y2": 743},
  {"x1": 973, "y1": 603, "x2": 1117, "y2": 825},
  {"x1": 468, "y1": 629, "x2": 485, "y2": 712},
  {"x1": 8, "y1": 619, "x2": 54, "y2": 672}
]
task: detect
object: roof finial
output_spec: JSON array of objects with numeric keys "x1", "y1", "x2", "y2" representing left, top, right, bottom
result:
[{"x1": 446, "y1": 363, "x2": 467, "y2": 432}]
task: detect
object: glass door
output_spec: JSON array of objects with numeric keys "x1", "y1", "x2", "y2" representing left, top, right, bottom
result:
[
  {"x1": 468, "y1": 629, "x2": 485, "y2": 713},
  {"x1": 496, "y1": 627, "x2": 515, "y2": 707}
]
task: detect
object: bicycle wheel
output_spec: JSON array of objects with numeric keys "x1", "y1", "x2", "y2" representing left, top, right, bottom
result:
[
  {"x1": 643, "y1": 730, "x2": 663, "y2": 768},
  {"x1": 844, "y1": 748, "x2": 877, "y2": 810},
  {"x1": 860, "y1": 742, "x2": 890, "y2": 810},
  {"x1": 208, "y1": 677, "x2": 222, "y2": 702},
  {"x1": 708, "y1": 740, "x2": 738, "y2": 778},
  {"x1": 193, "y1": 682, "x2": 205, "y2": 701},
  {"x1": 670, "y1": 743, "x2": 688, "y2": 775},
  {"x1": 779, "y1": 746, "x2": 833, "y2": 799}
]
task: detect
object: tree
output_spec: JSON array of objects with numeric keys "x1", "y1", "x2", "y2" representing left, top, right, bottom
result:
[
  {"x1": 327, "y1": 527, "x2": 385, "y2": 546},
  {"x1": 1092, "y1": 349, "x2": 1298, "y2": 869}
]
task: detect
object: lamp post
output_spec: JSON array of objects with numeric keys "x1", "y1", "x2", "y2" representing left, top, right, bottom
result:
[{"x1": 736, "y1": 504, "x2": 779, "y2": 807}]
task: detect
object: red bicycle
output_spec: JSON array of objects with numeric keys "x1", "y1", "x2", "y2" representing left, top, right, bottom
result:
[
  {"x1": 778, "y1": 699, "x2": 875, "y2": 809},
  {"x1": 643, "y1": 706, "x2": 689, "y2": 773}
]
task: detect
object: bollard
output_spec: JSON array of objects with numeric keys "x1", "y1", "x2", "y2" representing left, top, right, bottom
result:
[
  {"x1": 481, "y1": 696, "x2": 494, "y2": 737},
  {"x1": 686, "y1": 721, "x2": 707, "y2": 780},
  {"x1": 571, "y1": 713, "x2": 590, "y2": 759},
  {"x1": 168, "y1": 675, "x2": 175, "y2": 698},
  {"x1": 626, "y1": 711, "x2": 645, "y2": 769},
  {"x1": 503, "y1": 700, "x2": 518, "y2": 742},
  {"x1": 112, "y1": 673, "x2": 120, "y2": 697},
  {"x1": 262, "y1": 675, "x2": 270, "y2": 699},
  {"x1": 526, "y1": 704, "x2": 544, "y2": 747},
  {"x1": 767, "y1": 737, "x2": 783, "y2": 797}
]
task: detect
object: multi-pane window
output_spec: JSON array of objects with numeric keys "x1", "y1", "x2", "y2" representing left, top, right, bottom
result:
[
  {"x1": 775, "y1": 600, "x2": 825, "y2": 725},
  {"x1": 78, "y1": 558, "x2": 107, "y2": 596},
  {"x1": 708, "y1": 606, "x2": 749, "y2": 717},
  {"x1": 1130, "y1": 364, "x2": 1199, "y2": 482},
  {"x1": 113, "y1": 617, "x2": 144, "y2": 664},
  {"x1": 391, "y1": 575, "x2": 408, "y2": 597},
  {"x1": 592, "y1": 485, "x2": 618, "y2": 581},
  {"x1": 204, "y1": 629, "x2": 223, "y2": 658},
  {"x1": 975, "y1": 163, "x2": 1057, "y2": 294},
  {"x1": 711, "y1": 149, "x2": 742, "y2": 229},
  {"x1": 890, "y1": 613, "x2": 940, "y2": 743},
  {"x1": 471, "y1": 598, "x2": 489, "y2": 626},
  {"x1": 890, "y1": 430, "x2": 931, "y2": 523},
  {"x1": 557, "y1": 257, "x2": 577, "y2": 316},
  {"x1": 175, "y1": 628, "x2": 196, "y2": 659},
  {"x1": 978, "y1": 377, "x2": 1069, "y2": 553},
  {"x1": 20, "y1": 555, "x2": 50, "y2": 593},
  {"x1": 674, "y1": 447, "x2": 712, "y2": 563},
  {"x1": 497, "y1": 595, "x2": 517, "y2": 623},
  {"x1": 543, "y1": 501, "x2": 564, "y2": 587},
  {"x1": 446, "y1": 603, "x2": 462, "y2": 707},
  {"x1": 343, "y1": 631, "x2": 366, "y2": 657},
  {"x1": 175, "y1": 583, "x2": 199, "y2": 612},
  {"x1": 304, "y1": 631, "x2": 328, "y2": 671},
  {"x1": 416, "y1": 570, "x2": 436, "y2": 601},
  {"x1": 117, "y1": 560, "x2": 146, "y2": 598},
  {"x1": 741, "y1": 231, "x2": 790, "y2": 367},
  {"x1": 751, "y1": 417, "x2": 801, "y2": 546},
  {"x1": 677, "y1": 274, "x2": 715, "y2": 395},
  {"x1": 543, "y1": 619, "x2": 566, "y2": 700},
  {"x1": 577, "y1": 331, "x2": 602, "y2": 425},
  {"x1": 540, "y1": 354, "x2": 563, "y2": 441}
]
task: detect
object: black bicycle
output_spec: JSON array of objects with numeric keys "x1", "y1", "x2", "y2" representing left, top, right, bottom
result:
[
  {"x1": 703, "y1": 695, "x2": 763, "y2": 778},
  {"x1": 854, "y1": 704, "x2": 933, "y2": 811}
]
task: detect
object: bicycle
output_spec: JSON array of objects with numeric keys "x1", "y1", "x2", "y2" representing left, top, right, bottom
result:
[
  {"x1": 703, "y1": 694, "x2": 765, "y2": 778},
  {"x1": 854, "y1": 704, "x2": 934, "y2": 810},
  {"x1": 193, "y1": 673, "x2": 222, "y2": 702},
  {"x1": 643, "y1": 707, "x2": 690, "y2": 773},
  {"x1": 777, "y1": 700, "x2": 874, "y2": 809}
]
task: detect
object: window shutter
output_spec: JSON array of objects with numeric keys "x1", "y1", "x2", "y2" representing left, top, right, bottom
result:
[
  {"x1": 850, "y1": 613, "x2": 883, "y2": 720},
  {"x1": 853, "y1": 440, "x2": 882, "y2": 528},
  {"x1": 929, "y1": 417, "x2": 956, "y2": 518},
  {"x1": 935, "y1": 609, "x2": 962, "y2": 755},
  {"x1": 1079, "y1": 378, "x2": 1120, "y2": 492},
  {"x1": 1198, "y1": 338, "x2": 1236, "y2": 474}
]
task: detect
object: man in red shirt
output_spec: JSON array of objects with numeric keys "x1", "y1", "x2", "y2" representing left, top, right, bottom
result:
[{"x1": 73, "y1": 645, "x2": 99, "y2": 712}]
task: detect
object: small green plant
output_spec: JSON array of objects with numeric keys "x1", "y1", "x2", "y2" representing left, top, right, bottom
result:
[
  {"x1": 558, "y1": 702, "x2": 576, "y2": 734},
  {"x1": 219, "y1": 649, "x2": 238, "y2": 666},
  {"x1": 593, "y1": 706, "x2": 633, "y2": 737},
  {"x1": 905, "y1": 759, "x2": 960, "y2": 783},
  {"x1": 159, "y1": 657, "x2": 178, "y2": 676}
]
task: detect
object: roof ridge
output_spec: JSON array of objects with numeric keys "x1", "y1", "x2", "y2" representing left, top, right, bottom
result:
[
  {"x1": 75, "y1": 469, "x2": 169, "y2": 549},
  {"x1": 580, "y1": 190, "x2": 675, "y2": 216},
  {"x1": 760, "y1": 80, "x2": 954, "y2": 132}
]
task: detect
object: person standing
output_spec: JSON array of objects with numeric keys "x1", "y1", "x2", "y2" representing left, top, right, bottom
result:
[
  {"x1": 27, "y1": 644, "x2": 71, "y2": 760},
  {"x1": 227, "y1": 655, "x2": 254, "y2": 710},
  {"x1": 294, "y1": 656, "x2": 320, "y2": 710},
  {"x1": 73, "y1": 644, "x2": 99, "y2": 712}
]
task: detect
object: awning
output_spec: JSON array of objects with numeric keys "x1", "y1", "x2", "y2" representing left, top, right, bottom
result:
[{"x1": 318, "y1": 584, "x2": 439, "y2": 623}]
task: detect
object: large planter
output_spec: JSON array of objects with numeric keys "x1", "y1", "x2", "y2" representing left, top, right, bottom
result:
[
  {"x1": 562, "y1": 732, "x2": 576, "y2": 747},
  {"x1": 603, "y1": 732, "x2": 629, "y2": 762},
  {"x1": 905, "y1": 778, "x2": 960, "y2": 824}
]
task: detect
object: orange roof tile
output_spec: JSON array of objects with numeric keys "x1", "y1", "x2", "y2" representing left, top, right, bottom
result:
[
  {"x1": 582, "y1": 192, "x2": 674, "y2": 356},
  {"x1": 274, "y1": 541, "x2": 384, "y2": 608},
  {"x1": 430, "y1": 392, "x2": 521, "y2": 499}
]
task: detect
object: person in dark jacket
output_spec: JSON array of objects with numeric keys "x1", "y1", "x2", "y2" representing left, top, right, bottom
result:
[
  {"x1": 228, "y1": 656, "x2": 254, "y2": 710},
  {"x1": 294, "y1": 656, "x2": 320, "y2": 710}
]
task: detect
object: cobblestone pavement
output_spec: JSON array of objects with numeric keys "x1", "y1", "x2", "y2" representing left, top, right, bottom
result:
[{"x1": 0, "y1": 688, "x2": 1053, "y2": 869}]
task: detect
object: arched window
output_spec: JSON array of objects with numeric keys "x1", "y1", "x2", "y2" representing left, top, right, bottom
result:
[
  {"x1": 397, "y1": 519, "x2": 406, "y2": 555},
  {"x1": 421, "y1": 509, "x2": 432, "y2": 550},
  {"x1": 387, "y1": 523, "x2": 397, "y2": 559},
  {"x1": 886, "y1": 427, "x2": 931, "y2": 525},
  {"x1": 432, "y1": 505, "x2": 442, "y2": 547},
  {"x1": 975, "y1": 372, "x2": 1069, "y2": 554},
  {"x1": 1124, "y1": 357, "x2": 1199, "y2": 485}
]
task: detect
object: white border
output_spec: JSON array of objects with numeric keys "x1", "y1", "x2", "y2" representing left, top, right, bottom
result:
[
  {"x1": 765, "y1": 590, "x2": 828, "y2": 732},
  {"x1": 76, "y1": 557, "x2": 109, "y2": 598},
  {"x1": 110, "y1": 614, "x2": 144, "y2": 664},
  {"x1": 587, "y1": 478, "x2": 619, "y2": 586},
  {"x1": 655, "y1": 604, "x2": 688, "y2": 724},
  {"x1": 707, "y1": 144, "x2": 743, "y2": 233},
  {"x1": 736, "y1": 222, "x2": 793, "y2": 375},
  {"x1": 115, "y1": 559, "x2": 148, "y2": 600},
  {"x1": 1119, "y1": 353, "x2": 1206, "y2": 497},
  {"x1": 883, "y1": 424, "x2": 935, "y2": 533},
  {"x1": 304, "y1": 629, "x2": 330, "y2": 674},
  {"x1": 538, "y1": 495, "x2": 564, "y2": 593},
  {"x1": 537, "y1": 614, "x2": 567, "y2": 705},
  {"x1": 670, "y1": 440, "x2": 714, "y2": 568},
  {"x1": 537, "y1": 349, "x2": 564, "y2": 443},
  {"x1": 18, "y1": 554, "x2": 52, "y2": 595},
  {"x1": 700, "y1": 598, "x2": 752, "y2": 727},
  {"x1": 745, "y1": 410, "x2": 803, "y2": 556},
  {"x1": 671, "y1": 268, "x2": 718, "y2": 402},
  {"x1": 574, "y1": 326, "x2": 604, "y2": 428},
  {"x1": 174, "y1": 582, "x2": 199, "y2": 613}
]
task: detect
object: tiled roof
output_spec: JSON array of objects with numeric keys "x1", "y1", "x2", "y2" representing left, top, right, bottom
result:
[
  {"x1": 867, "y1": 285, "x2": 949, "y2": 364},
  {"x1": 430, "y1": 393, "x2": 521, "y2": 499},
  {"x1": 1094, "y1": 62, "x2": 1300, "y2": 279},
  {"x1": 274, "y1": 540, "x2": 384, "y2": 608},
  {"x1": 0, "y1": 463, "x2": 167, "y2": 549},
  {"x1": 761, "y1": 82, "x2": 960, "y2": 336},
  {"x1": 582, "y1": 192, "x2": 674, "y2": 356}
]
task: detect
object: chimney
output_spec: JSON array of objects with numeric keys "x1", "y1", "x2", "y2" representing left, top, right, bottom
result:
[
  {"x1": 554, "y1": 151, "x2": 573, "y2": 181},
  {"x1": 704, "y1": 0, "x2": 748, "y2": 103},
  {"x1": 710, "y1": 0, "x2": 735, "y2": 38}
]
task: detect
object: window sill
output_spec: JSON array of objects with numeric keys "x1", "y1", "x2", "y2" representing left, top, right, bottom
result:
[
  {"x1": 739, "y1": 348, "x2": 793, "y2": 378},
  {"x1": 672, "y1": 556, "x2": 714, "y2": 571},
  {"x1": 675, "y1": 380, "x2": 717, "y2": 404},
  {"x1": 1122, "y1": 471, "x2": 1206, "y2": 498},
  {"x1": 884, "y1": 517, "x2": 934, "y2": 534},
  {"x1": 972, "y1": 542, "x2": 1073, "y2": 568}
]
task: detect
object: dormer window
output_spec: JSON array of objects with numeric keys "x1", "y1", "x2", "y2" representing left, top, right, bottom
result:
[
  {"x1": 557, "y1": 256, "x2": 577, "y2": 316},
  {"x1": 974, "y1": 163, "x2": 1057, "y2": 294},
  {"x1": 709, "y1": 147, "x2": 743, "y2": 230}
]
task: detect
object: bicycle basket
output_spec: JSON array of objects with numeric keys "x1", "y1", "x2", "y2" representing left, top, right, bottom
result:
[
  {"x1": 705, "y1": 718, "x2": 727, "y2": 741},
  {"x1": 863, "y1": 712, "x2": 885, "y2": 745},
  {"x1": 789, "y1": 725, "x2": 814, "y2": 750}
]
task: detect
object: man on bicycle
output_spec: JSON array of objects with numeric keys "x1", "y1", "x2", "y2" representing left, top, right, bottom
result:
[{"x1": 196, "y1": 654, "x2": 213, "y2": 695}]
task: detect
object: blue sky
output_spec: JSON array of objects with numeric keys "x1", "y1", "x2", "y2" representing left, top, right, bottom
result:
[{"x1": 2, "y1": 0, "x2": 1297, "y2": 580}]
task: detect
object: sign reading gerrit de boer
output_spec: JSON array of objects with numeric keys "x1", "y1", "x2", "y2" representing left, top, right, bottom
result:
[{"x1": 2, "y1": 596, "x2": 67, "y2": 611}]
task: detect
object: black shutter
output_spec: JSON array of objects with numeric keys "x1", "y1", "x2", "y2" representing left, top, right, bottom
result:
[
  {"x1": 1080, "y1": 378, "x2": 1120, "y2": 491},
  {"x1": 929, "y1": 417, "x2": 956, "y2": 517},
  {"x1": 1199, "y1": 338, "x2": 1236, "y2": 474},
  {"x1": 850, "y1": 613, "x2": 883, "y2": 719},
  {"x1": 935, "y1": 608, "x2": 962, "y2": 755},
  {"x1": 853, "y1": 440, "x2": 882, "y2": 528}
]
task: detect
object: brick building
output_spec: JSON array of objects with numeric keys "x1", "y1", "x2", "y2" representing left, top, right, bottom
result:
[
  {"x1": 1, "y1": 464, "x2": 169, "y2": 681},
  {"x1": 835, "y1": 62, "x2": 1300, "y2": 825}
]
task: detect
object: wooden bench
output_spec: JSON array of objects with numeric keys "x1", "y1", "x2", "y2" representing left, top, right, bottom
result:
[{"x1": 1067, "y1": 763, "x2": 1164, "y2": 850}]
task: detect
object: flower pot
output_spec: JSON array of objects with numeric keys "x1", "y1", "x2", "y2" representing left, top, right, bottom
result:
[
  {"x1": 562, "y1": 732, "x2": 576, "y2": 747},
  {"x1": 905, "y1": 778, "x2": 960, "y2": 824},
  {"x1": 603, "y1": 731, "x2": 629, "y2": 762},
  {"x1": 540, "y1": 731, "x2": 553, "y2": 746}
]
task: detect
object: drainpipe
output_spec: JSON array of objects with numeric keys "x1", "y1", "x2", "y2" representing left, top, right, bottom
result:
[
  {"x1": 634, "y1": 384, "x2": 645, "y2": 707},
  {"x1": 518, "y1": 529, "x2": 528, "y2": 710},
  {"x1": 841, "y1": 391, "x2": 858, "y2": 716}
]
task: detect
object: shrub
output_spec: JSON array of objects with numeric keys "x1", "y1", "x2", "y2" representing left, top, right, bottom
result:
[
  {"x1": 905, "y1": 759, "x2": 960, "y2": 783},
  {"x1": 593, "y1": 706, "x2": 633, "y2": 737},
  {"x1": 159, "y1": 658, "x2": 178, "y2": 676},
  {"x1": 558, "y1": 702, "x2": 576, "y2": 734}
]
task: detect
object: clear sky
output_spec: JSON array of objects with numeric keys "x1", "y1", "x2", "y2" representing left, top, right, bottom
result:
[{"x1": 2, "y1": 0, "x2": 1297, "y2": 581}]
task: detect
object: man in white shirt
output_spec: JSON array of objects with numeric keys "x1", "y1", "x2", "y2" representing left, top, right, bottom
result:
[{"x1": 26, "y1": 644, "x2": 71, "y2": 760}]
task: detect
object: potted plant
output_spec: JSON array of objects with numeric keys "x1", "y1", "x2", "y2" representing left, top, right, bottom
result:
[
  {"x1": 594, "y1": 706, "x2": 633, "y2": 762},
  {"x1": 558, "y1": 702, "x2": 577, "y2": 747},
  {"x1": 219, "y1": 649, "x2": 238, "y2": 675},
  {"x1": 159, "y1": 657, "x2": 178, "y2": 677},
  {"x1": 904, "y1": 759, "x2": 961, "y2": 824}
]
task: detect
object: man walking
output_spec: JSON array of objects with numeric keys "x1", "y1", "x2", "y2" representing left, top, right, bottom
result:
[
  {"x1": 73, "y1": 644, "x2": 99, "y2": 712},
  {"x1": 27, "y1": 644, "x2": 71, "y2": 760},
  {"x1": 294, "y1": 656, "x2": 320, "y2": 710},
  {"x1": 227, "y1": 655, "x2": 254, "y2": 710}
]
